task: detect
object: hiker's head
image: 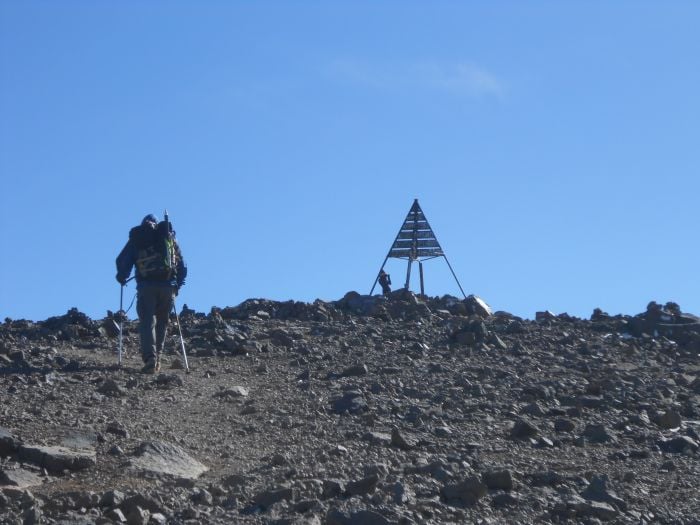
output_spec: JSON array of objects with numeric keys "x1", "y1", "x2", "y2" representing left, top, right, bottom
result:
[{"x1": 142, "y1": 214, "x2": 158, "y2": 228}]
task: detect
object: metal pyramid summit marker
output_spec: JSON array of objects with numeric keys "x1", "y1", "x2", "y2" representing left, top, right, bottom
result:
[
  {"x1": 389, "y1": 199, "x2": 444, "y2": 259},
  {"x1": 370, "y1": 199, "x2": 466, "y2": 298}
]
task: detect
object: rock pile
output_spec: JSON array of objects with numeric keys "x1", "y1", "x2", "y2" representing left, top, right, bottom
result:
[{"x1": 1, "y1": 294, "x2": 699, "y2": 523}]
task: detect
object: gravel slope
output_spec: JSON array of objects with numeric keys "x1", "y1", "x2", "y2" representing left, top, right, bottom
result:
[{"x1": 1, "y1": 294, "x2": 699, "y2": 524}]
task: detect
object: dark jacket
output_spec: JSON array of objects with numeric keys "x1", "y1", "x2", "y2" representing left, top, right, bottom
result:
[
  {"x1": 379, "y1": 273, "x2": 391, "y2": 287},
  {"x1": 116, "y1": 223, "x2": 187, "y2": 289}
]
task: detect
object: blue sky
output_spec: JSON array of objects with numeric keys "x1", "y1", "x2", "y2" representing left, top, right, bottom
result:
[{"x1": 1, "y1": 2, "x2": 699, "y2": 321}]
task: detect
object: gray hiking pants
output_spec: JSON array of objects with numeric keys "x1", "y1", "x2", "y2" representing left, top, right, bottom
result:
[{"x1": 137, "y1": 286, "x2": 175, "y2": 363}]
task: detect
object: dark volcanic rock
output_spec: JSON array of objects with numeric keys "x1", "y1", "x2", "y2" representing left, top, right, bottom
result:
[
  {"x1": 442, "y1": 476, "x2": 488, "y2": 505},
  {"x1": 97, "y1": 379, "x2": 126, "y2": 397},
  {"x1": 338, "y1": 363, "x2": 369, "y2": 378},
  {"x1": 2, "y1": 297, "x2": 700, "y2": 524},
  {"x1": 652, "y1": 409, "x2": 682, "y2": 429},
  {"x1": 658, "y1": 435, "x2": 699, "y2": 453},
  {"x1": 331, "y1": 390, "x2": 367, "y2": 414},
  {"x1": 510, "y1": 417, "x2": 540, "y2": 439},
  {"x1": 121, "y1": 493, "x2": 167, "y2": 515},
  {"x1": 391, "y1": 427, "x2": 417, "y2": 450},
  {"x1": 583, "y1": 424, "x2": 616, "y2": 443},
  {"x1": 327, "y1": 508, "x2": 391, "y2": 525},
  {"x1": 345, "y1": 474, "x2": 379, "y2": 496},
  {"x1": 252, "y1": 487, "x2": 295, "y2": 509},
  {"x1": 580, "y1": 474, "x2": 627, "y2": 511},
  {"x1": 482, "y1": 469, "x2": 515, "y2": 491},
  {"x1": 100, "y1": 489, "x2": 126, "y2": 508}
]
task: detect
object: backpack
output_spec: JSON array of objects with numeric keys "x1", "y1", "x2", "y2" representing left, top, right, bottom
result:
[{"x1": 131, "y1": 221, "x2": 177, "y2": 281}]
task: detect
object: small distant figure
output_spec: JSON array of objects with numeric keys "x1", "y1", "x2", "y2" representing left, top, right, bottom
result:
[{"x1": 378, "y1": 270, "x2": 392, "y2": 296}]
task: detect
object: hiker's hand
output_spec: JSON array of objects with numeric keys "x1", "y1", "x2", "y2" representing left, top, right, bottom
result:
[{"x1": 116, "y1": 274, "x2": 127, "y2": 285}]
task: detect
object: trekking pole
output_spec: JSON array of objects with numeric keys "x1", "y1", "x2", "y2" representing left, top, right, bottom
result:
[
  {"x1": 172, "y1": 298, "x2": 190, "y2": 373},
  {"x1": 117, "y1": 276, "x2": 135, "y2": 366},
  {"x1": 118, "y1": 284, "x2": 124, "y2": 366},
  {"x1": 162, "y1": 208, "x2": 188, "y2": 372}
]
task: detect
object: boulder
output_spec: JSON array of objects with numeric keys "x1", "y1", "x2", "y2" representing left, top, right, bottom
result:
[
  {"x1": 97, "y1": 379, "x2": 126, "y2": 397},
  {"x1": 330, "y1": 391, "x2": 367, "y2": 415},
  {"x1": 0, "y1": 468, "x2": 43, "y2": 489},
  {"x1": 463, "y1": 295, "x2": 492, "y2": 318},
  {"x1": 658, "y1": 436, "x2": 699, "y2": 453},
  {"x1": 345, "y1": 474, "x2": 379, "y2": 496},
  {"x1": 510, "y1": 418, "x2": 540, "y2": 439},
  {"x1": 483, "y1": 469, "x2": 514, "y2": 491},
  {"x1": 129, "y1": 441, "x2": 208, "y2": 479},
  {"x1": 580, "y1": 475, "x2": 626, "y2": 511},
  {"x1": 652, "y1": 409, "x2": 682, "y2": 429},
  {"x1": 442, "y1": 476, "x2": 488, "y2": 505},
  {"x1": 0, "y1": 427, "x2": 21, "y2": 455},
  {"x1": 18, "y1": 444, "x2": 96, "y2": 473},
  {"x1": 583, "y1": 424, "x2": 616, "y2": 443},
  {"x1": 391, "y1": 428, "x2": 417, "y2": 450},
  {"x1": 252, "y1": 487, "x2": 294, "y2": 509}
]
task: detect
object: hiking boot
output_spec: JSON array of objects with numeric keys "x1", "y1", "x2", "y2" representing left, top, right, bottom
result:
[{"x1": 141, "y1": 358, "x2": 157, "y2": 374}]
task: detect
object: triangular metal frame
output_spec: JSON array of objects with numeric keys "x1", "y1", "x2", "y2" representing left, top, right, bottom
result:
[{"x1": 370, "y1": 199, "x2": 466, "y2": 298}]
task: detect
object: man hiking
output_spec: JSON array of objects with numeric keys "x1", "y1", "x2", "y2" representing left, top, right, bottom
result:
[{"x1": 116, "y1": 213, "x2": 187, "y2": 374}]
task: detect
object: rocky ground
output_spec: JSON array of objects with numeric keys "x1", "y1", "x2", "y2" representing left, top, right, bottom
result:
[{"x1": 1, "y1": 292, "x2": 700, "y2": 525}]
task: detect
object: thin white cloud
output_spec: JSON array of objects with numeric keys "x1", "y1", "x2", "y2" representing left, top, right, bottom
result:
[
  {"x1": 328, "y1": 59, "x2": 505, "y2": 98},
  {"x1": 415, "y1": 62, "x2": 505, "y2": 97}
]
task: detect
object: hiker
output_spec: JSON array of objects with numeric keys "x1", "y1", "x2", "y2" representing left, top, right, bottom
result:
[
  {"x1": 378, "y1": 269, "x2": 392, "y2": 296},
  {"x1": 116, "y1": 214, "x2": 187, "y2": 373}
]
